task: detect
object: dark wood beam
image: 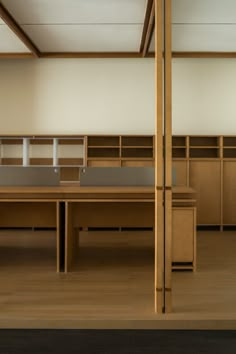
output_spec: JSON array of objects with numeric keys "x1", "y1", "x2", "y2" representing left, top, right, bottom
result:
[
  {"x1": 0, "y1": 2, "x2": 40, "y2": 57},
  {"x1": 172, "y1": 51, "x2": 236, "y2": 58},
  {"x1": 41, "y1": 52, "x2": 143, "y2": 59},
  {"x1": 0, "y1": 52, "x2": 34, "y2": 59},
  {"x1": 142, "y1": 1, "x2": 155, "y2": 57},
  {"x1": 140, "y1": 0, "x2": 154, "y2": 54},
  {"x1": 147, "y1": 51, "x2": 236, "y2": 59}
]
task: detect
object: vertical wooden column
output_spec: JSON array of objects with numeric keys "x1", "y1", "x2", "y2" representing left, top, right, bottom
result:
[
  {"x1": 155, "y1": 0, "x2": 172, "y2": 313},
  {"x1": 164, "y1": 0, "x2": 172, "y2": 313},
  {"x1": 154, "y1": 0, "x2": 164, "y2": 313}
]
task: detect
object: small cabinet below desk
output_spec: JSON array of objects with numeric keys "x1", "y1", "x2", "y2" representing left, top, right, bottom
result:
[{"x1": 172, "y1": 207, "x2": 196, "y2": 270}]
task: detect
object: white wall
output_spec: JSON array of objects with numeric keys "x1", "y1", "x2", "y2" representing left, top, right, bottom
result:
[
  {"x1": 173, "y1": 58, "x2": 236, "y2": 135},
  {"x1": 1, "y1": 58, "x2": 236, "y2": 135},
  {"x1": 0, "y1": 58, "x2": 155, "y2": 135}
]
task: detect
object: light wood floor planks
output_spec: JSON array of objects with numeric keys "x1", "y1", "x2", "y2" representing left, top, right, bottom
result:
[{"x1": 0, "y1": 229, "x2": 235, "y2": 328}]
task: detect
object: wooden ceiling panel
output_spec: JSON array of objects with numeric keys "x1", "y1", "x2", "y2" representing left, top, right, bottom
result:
[
  {"x1": 2, "y1": 0, "x2": 147, "y2": 24},
  {"x1": 22, "y1": 24, "x2": 143, "y2": 52},
  {"x1": 0, "y1": 24, "x2": 31, "y2": 52},
  {"x1": 173, "y1": 0, "x2": 236, "y2": 24},
  {"x1": 172, "y1": 25, "x2": 236, "y2": 52}
]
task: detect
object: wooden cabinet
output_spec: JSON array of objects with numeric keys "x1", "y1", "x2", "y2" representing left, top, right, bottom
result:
[
  {"x1": 172, "y1": 207, "x2": 196, "y2": 270},
  {"x1": 223, "y1": 161, "x2": 236, "y2": 224},
  {"x1": 172, "y1": 160, "x2": 188, "y2": 186},
  {"x1": 189, "y1": 161, "x2": 221, "y2": 225}
]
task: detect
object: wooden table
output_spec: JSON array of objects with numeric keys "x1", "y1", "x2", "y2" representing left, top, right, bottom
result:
[{"x1": 0, "y1": 185, "x2": 196, "y2": 272}]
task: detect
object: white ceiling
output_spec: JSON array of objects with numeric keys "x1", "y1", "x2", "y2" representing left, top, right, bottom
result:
[
  {"x1": 1, "y1": 0, "x2": 147, "y2": 53},
  {"x1": 172, "y1": 0, "x2": 236, "y2": 23},
  {"x1": 22, "y1": 24, "x2": 144, "y2": 52},
  {"x1": 0, "y1": 20, "x2": 30, "y2": 52},
  {"x1": 2, "y1": 0, "x2": 236, "y2": 55},
  {"x1": 172, "y1": 25, "x2": 236, "y2": 52},
  {"x1": 2, "y1": 0, "x2": 147, "y2": 24},
  {"x1": 150, "y1": 0, "x2": 236, "y2": 52}
]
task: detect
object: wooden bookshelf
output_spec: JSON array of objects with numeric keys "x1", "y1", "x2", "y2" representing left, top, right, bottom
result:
[
  {"x1": 0, "y1": 136, "x2": 85, "y2": 182},
  {"x1": 87, "y1": 135, "x2": 154, "y2": 167},
  {"x1": 172, "y1": 136, "x2": 187, "y2": 158},
  {"x1": 2, "y1": 134, "x2": 236, "y2": 229}
]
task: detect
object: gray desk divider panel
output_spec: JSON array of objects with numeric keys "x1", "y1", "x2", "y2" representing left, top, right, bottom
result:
[
  {"x1": 0, "y1": 166, "x2": 60, "y2": 186},
  {"x1": 80, "y1": 167, "x2": 155, "y2": 186},
  {"x1": 80, "y1": 167, "x2": 177, "y2": 186}
]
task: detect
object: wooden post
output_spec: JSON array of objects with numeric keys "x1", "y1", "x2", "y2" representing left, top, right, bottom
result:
[
  {"x1": 155, "y1": 0, "x2": 164, "y2": 313},
  {"x1": 164, "y1": 0, "x2": 172, "y2": 313},
  {"x1": 155, "y1": 0, "x2": 172, "y2": 313}
]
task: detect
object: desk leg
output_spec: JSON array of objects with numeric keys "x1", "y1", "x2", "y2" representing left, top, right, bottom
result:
[
  {"x1": 65, "y1": 202, "x2": 77, "y2": 272},
  {"x1": 57, "y1": 201, "x2": 65, "y2": 272},
  {"x1": 193, "y1": 207, "x2": 197, "y2": 272}
]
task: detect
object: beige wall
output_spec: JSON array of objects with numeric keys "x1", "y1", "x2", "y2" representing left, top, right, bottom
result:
[
  {"x1": 1, "y1": 58, "x2": 236, "y2": 135},
  {"x1": 0, "y1": 58, "x2": 154, "y2": 135},
  {"x1": 173, "y1": 58, "x2": 236, "y2": 135}
]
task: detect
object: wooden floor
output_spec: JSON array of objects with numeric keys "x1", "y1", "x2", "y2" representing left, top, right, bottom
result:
[{"x1": 0, "y1": 229, "x2": 235, "y2": 329}]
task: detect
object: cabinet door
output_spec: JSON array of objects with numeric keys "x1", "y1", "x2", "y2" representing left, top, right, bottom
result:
[
  {"x1": 223, "y1": 161, "x2": 236, "y2": 224},
  {"x1": 172, "y1": 208, "x2": 194, "y2": 262},
  {"x1": 172, "y1": 160, "x2": 188, "y2": 186},
  {"x1": 189, "y1": 161, "x2": 221, "y2": 225}
]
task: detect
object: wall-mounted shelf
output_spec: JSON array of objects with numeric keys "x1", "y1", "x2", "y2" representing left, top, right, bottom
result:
[
  {"x1": 87, "y1": 135, "x2": 154, "y2": 167},
  {"x1": 172, "y1": 136, "x2": 187, "y2": 159},
  {"x1": 0, "y1": 136, "x2": 85, "y2": 181}
]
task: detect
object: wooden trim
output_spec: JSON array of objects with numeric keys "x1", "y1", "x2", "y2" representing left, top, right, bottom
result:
[
  {"x1": 147, "y1": 52, "x2": 236, "y2": 58},
  {"x1": 0, "y1": 53, "x2": 34, "y2": 59},
  {"x1": 173, "y1": 52, "x2": 236, "y2": 59},
  {"x1": 155, "y1": 0, "x2": 164, "y2": 314},
  {"x1": 40, "y1": 52, "x2": 142, "y2": 59},
  {"x1": 1, "y1": 50, "x2": 236, "y2": 60},
  {"x1": 56, "y1": 202, "x2": 60, "y2": 273},
  {"x1": 220, "y1": 136, "x2": 223, "y2": 231},
  {"x1": 164, "y1": 0, "x2": 172, "y2": 313},
  {"x1": 0, "y1": 3, "x2": 40, "y2": 57},
  {"x1": 140, "y1": 0, "x2": 154, "y2": 56}
]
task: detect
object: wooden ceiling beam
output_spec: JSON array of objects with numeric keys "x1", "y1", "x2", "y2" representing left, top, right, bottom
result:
[
  {"x1": 147, "y1": 52, "x2": 236, "y2": 58},
  {"x1": 0, "y1": 2, "x2": 40, "y2": 57},
  {"x1": 141, "y1": 0, "x2": 155, "y2": 57},
  {"x1": 172, "y1": 51, "x2": 236, "y2": 58},
  {"x1": 0, "y1": 52, "x2": 34, "y2": 59},
  {"x1": 41, "y1": 52, "x2": 143, "y2": 59}
]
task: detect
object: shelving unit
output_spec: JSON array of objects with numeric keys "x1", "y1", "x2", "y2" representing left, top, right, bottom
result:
[
  {"x1": 87, "y1": 135, "x2": 154, "y2": 167},
  {"x1": 2, "y1": 134, "x2": 236, "y2": 229},
  {"x1": 0, "y1": 136, "x2": 85, "y2": 181},
  {"x1": 171, "y1": 135, "x2": 236, "y2": 228},
  {"x1": 172, "y1": 136, "x2": 187, "y2": 158},
  {"x1": 0, "y1": 138, "x2": 23, "y2": 165},
  {"x1": 189, "y1": 136, "x2": 220, "y2": 158},
  {"x1": 87, "y1": 135, "x2": 120, "y2": 167},
  {"x1": 223, "y1": 136, "x2": 236, "y2": 158}
]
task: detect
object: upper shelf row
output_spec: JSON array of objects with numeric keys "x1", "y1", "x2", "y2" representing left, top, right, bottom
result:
[{"x1": 1, "y1": 135, "x2": 236, "y2": 166}]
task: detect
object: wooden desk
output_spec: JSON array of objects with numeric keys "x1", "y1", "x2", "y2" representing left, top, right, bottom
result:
[{"x1": 0, "y1": 185, "x2": 196, "y2": 272}]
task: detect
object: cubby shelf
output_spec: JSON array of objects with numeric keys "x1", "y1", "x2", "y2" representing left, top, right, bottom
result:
[
  {"x1": 0, "y1": 136, "x2": 85, "y2": 181},
  {"x1": 87, "y1": 135, "x2": 154, "y2": 166}
]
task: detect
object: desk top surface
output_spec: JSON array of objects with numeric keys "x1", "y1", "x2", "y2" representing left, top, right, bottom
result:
[{"x1": 0, "y1": 184, "x2": 195, "y2": 200}]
